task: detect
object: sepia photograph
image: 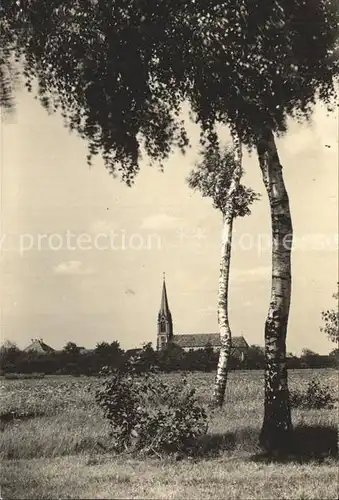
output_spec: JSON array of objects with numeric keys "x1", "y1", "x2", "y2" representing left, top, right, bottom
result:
[{"x1": 1, "y1": 1, "x2": 338, "y2": 499}]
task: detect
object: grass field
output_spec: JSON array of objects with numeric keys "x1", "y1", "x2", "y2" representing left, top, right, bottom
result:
[{"x1": 1, "y1": 369, "x2": 338, "y2": 499}]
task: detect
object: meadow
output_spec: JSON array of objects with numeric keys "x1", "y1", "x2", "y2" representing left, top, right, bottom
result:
[{"x1": 1, "y1": 369, "x2": 338, "y2": 499}]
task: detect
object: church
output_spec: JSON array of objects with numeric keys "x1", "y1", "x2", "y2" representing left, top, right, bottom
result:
[{"x1": 157, "y1": 275, "x2": 249, "y2": 361}]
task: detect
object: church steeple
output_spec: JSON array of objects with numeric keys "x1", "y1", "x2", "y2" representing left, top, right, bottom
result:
[
  {"x1": 157, "y1": 273, "x2": 173, "y2": 350},
  {"x1": 159, "y1": 272, "x2": 170, "y2": 317}
]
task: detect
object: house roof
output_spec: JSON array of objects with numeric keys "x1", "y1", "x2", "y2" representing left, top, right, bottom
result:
[
  {"x1": 126, "y1": 348, "x2": 142, "y2": 356},
  {"x1": 172, "y1": 334, "x2": 248, "y2": 349},
  {"x1": 23, "y1": 339, "x2": 55, "y2": 354}
]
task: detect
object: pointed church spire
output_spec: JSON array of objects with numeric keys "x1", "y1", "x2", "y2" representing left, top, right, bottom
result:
[
  {"x1": 157, "y1": 273, "x2": 173, "y2": 349},
  {"x1": 160, "y1": 272, "x2": 170, "y2": 316}
]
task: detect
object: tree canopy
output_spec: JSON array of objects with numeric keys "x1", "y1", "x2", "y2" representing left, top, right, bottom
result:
[
  {"x1": 321, "y1": 288, "x2": 339, "y2": 344},
  {"x1": 187, "y1": 146, "x2": 259, "y2": 217},
  {"x1": 2, "y1": 1, "x2": 338, "y2": 182}
]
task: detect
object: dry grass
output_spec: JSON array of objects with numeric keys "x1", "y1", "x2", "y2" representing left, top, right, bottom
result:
[
  {"x1": 0, "y1": 369, "x2": 338, "y2": 499},
  {"x1": 2, "y1": 454, "x2": 338, "y2": 499}
]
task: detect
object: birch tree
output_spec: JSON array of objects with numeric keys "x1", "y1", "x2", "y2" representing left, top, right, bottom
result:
[
  {"x1": 187, "y1": 146, "x2": 259, "y2": 407},
  {"x1": 3, "y1": 0, "x2": 338, "y2": 452},
  {"x1": 181, "y1": 1, "x2": 338, "y2": 451}
]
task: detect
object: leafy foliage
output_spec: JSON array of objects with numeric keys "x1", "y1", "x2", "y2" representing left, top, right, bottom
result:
[
  {"x1": 2, "y1": 1, "x2": 338, "y2": 182},
  {"x1": 185, "y1": 0, "x2": 339, "y2": 138},
  {"x1": 321, "y1": 288, "x2": 339, "y2": 344},
  {"x1": 0, "y1": 13, "x2": 19, "y2": 114},
  {"x1": 290, "y1": 378, "x2": 337, "y2": 409},
  {"x1": 0, "y1": 55, "x2": 17, "y2": 113},
  {"x1": 95, "y1": 370, "x2": 208, "y2": 455},
  {"x1": 0, "y1": 340, "x2": 21, "y2": 367},
  {"x1": 187, "y1": 145, "x2": 260, "y2": 217},
  {"x1": 63, "y1": 342, "x2": 81, "y2": 355},
  {"x1": 244, "y1": 345, "x2": 266, "y2": 369},
  {"x1": 1, "y1": 339, "x2": 337, "y2": 376},
  {"x1": 329, "y1": 348, "x2": 339, "y2": 364}
]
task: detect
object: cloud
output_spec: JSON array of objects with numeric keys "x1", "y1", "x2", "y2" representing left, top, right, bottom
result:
[
  {"x1": 90, "y1": 219, "x2": 118, "y2": 234},
  {"x1": 140, "y1": 213, "x2": 185, "y2": 230},
  {"x1": 53, "y1": 260, "x2": 94, "y2": 276}
]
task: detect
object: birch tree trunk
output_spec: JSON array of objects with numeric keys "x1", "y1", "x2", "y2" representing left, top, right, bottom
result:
[
  {"x1": 212, "y1": 215, "x2": 234, "y2": 407},
  {"x1": 257, "y1": 127, "x2": 293, "y2": 453},
  {"x1": 212, "y1": 128, "x2": 242, "y2": 407}
]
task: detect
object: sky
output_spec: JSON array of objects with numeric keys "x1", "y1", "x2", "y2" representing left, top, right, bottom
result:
[{"x1": 0, "y1": 89, "x2": 338, "y2": 355}]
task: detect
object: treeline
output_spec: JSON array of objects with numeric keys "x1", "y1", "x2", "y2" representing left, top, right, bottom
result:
[{"x1": 0, "y1": 341, "x2": 337, "y2": 376}]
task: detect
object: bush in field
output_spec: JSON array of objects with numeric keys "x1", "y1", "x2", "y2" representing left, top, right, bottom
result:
[
  {"x1": 290, "y1": 378, "x2": 336, "y2": 409},
  {"x1": 95, "y1": 369, "x2": 208, "y2": 455}
]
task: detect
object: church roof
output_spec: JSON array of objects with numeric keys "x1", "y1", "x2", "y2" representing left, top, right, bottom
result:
[
  {"x1": 172, "y1": 334, "x2": 248, "y2": 349},
  {"x1": 23, "y1": 338, "x2": 55, "y2": 354}
]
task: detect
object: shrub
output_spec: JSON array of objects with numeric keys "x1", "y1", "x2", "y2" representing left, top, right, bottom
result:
[
  {"x1": 290, "y1": 378, "x2": 336, "y2": 409},
  {"x1": 95, "y1": 370, "x2": 208, "y2": 456}
]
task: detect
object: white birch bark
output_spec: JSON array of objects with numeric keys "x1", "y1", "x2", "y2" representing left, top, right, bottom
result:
[
  {"x1": 257, "y1": 127, "x2": 293, "y2": 452},
  {"x1": 212, "y1": 127, "x2": 242, "y2": 407}
]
